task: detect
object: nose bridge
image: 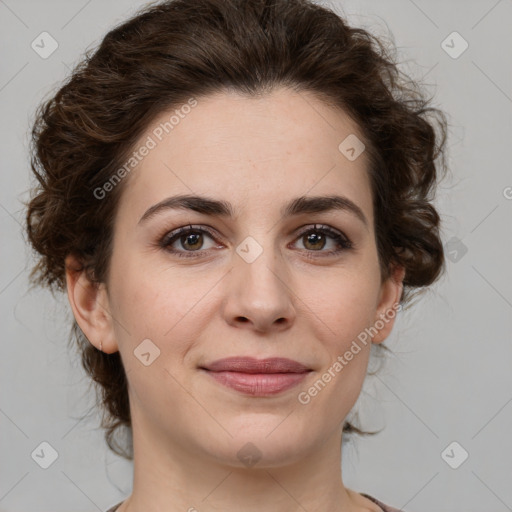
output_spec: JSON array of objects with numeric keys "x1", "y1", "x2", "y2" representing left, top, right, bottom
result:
[
  {"x1": 235, "y1": 232, "x2": 288, "y2": 299},
  {"x1": 222, "y1": 231, "x2": 296, "y2": 331}
]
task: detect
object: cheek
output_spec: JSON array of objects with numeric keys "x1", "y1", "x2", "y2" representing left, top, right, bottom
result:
[
  {"x1": 303, "y1": 264, "x2": 382, "y2": 350},
  {"x1": 294, "y1": 277, "x2": 380, "y2": 421},
  {"x1": 107, "y1": 253, "x2": 219, "y2": 360}
]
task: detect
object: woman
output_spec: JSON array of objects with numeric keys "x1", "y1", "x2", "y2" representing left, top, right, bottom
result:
[{"x1": 25, "y1": 0, "x2": 448, "y2": 510}]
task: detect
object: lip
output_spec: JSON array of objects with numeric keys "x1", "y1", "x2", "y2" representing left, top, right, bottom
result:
[{"x1": 200, "y1": 357, "x2": 312, "y2": 396}]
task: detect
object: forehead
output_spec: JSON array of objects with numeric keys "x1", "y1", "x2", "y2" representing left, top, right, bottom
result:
[{"x1": 116, "y1": 87, "x2": 373, "y2": 224}]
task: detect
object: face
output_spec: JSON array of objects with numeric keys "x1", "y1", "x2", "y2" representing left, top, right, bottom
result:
[{"x1": 69, "y1": 87, "x2": 402, "y2": 468}]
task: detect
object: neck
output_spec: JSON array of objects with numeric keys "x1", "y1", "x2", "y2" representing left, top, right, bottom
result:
[{"x1": 118, "y1": 414, "x2": 369, "y2": 512}]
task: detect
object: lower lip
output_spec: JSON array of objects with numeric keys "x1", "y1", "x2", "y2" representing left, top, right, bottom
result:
[{"x1": 204, "y1": 370, "x2": 309, "y2": 396}]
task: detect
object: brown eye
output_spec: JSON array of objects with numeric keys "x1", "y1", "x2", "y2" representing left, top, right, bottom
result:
[
  {"x1": 302, "y1": 231, "x2": 326, "y2": 251},
  {"x1": 293, "y1": 224, "x2": 353, "y2": 256},
  {"x1": 160, "y1": 225, "x2": 221, "y2": 257},
  {"x1": 179, "y1": 231, "x2": 204, "y2": 251}
]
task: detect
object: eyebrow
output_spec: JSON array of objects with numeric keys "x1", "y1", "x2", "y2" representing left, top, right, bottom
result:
[{"x1": 138, "y1": 193, "x2": 368, "y2": 227}]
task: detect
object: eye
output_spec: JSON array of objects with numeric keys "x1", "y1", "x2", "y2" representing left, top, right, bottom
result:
[
  {"x1": 159, "y1": 225, "x2": 221, "y2": 257},
  {"x1": 291, "y1": 224, "x2": 352, "y2": 256},
  {"x1": 158, "y1": 223, "x2": 353, "y2": 259}
]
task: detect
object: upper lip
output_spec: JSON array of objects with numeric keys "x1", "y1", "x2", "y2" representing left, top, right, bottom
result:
[{"x1": 201, "y1": 357, "x2": 311, "y2": 373}]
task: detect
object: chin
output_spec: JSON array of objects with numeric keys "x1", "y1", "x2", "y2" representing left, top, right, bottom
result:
[{"x1": 201, "y1": 418, "x2": 316, "y2": 469}]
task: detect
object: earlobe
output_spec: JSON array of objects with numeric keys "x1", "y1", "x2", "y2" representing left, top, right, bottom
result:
[
  {"x1": 64, "y1": 255, "x2": 117, "y2": 353},
  {"x1": 372, "y1": 265, "x2": 405, "y2": 344}
]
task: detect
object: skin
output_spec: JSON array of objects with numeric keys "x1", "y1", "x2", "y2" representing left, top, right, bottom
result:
[{"x1": 66, "y1": 87, "x2": 404, "y2": 512}]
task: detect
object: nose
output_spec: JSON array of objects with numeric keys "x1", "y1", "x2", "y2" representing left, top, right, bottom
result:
[{"x1": 221, "y1": 244, "x2": 297, "y2": 334}]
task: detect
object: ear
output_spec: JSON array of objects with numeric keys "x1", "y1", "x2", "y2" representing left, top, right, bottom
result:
[
  {"x1": 64, "y1": 254, "x2": 117, "y2": 353},
  {"x1": 372, "y1": 264, "x2": 405, "y2": 344}
]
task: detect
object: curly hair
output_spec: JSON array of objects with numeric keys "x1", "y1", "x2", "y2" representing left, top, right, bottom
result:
[{"x1": 25, "y1": 0, "x2": 448, "y2": 460}]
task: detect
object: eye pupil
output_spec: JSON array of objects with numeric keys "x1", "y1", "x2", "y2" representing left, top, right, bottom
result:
[
  {"x1": 182, "y1": 232, "x2": 202, "y2": 250},
  {"x1": 304, "y1": 232, "x2": 325, "y2": 250}
]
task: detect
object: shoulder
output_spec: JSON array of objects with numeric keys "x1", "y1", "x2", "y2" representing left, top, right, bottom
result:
[{"x1": 360, "y1": 492, "x2": 406, "y2": 512}]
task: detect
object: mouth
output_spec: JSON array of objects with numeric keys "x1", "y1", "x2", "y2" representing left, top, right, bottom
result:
[{"x1": 199, "y1": 357, "x2": 312, "y2": 396}]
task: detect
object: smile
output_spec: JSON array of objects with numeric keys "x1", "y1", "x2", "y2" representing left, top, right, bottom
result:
[{"x1": 200, "y1": 357, "x2": 312, "y2": 396}]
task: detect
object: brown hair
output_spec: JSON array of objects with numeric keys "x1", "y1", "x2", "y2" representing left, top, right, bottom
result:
[{"x1": 25, "y1": 0, "x2": 448, "y2": 459}]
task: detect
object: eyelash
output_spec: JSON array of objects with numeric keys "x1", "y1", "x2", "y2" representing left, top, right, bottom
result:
[{"x1": 158, "y1": 223, "x2": 353, "y2": 259}]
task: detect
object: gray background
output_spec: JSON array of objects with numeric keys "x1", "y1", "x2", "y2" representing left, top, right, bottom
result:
[{"x1": 1, "y1": 0, "x2": 511, "y2": 511}]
